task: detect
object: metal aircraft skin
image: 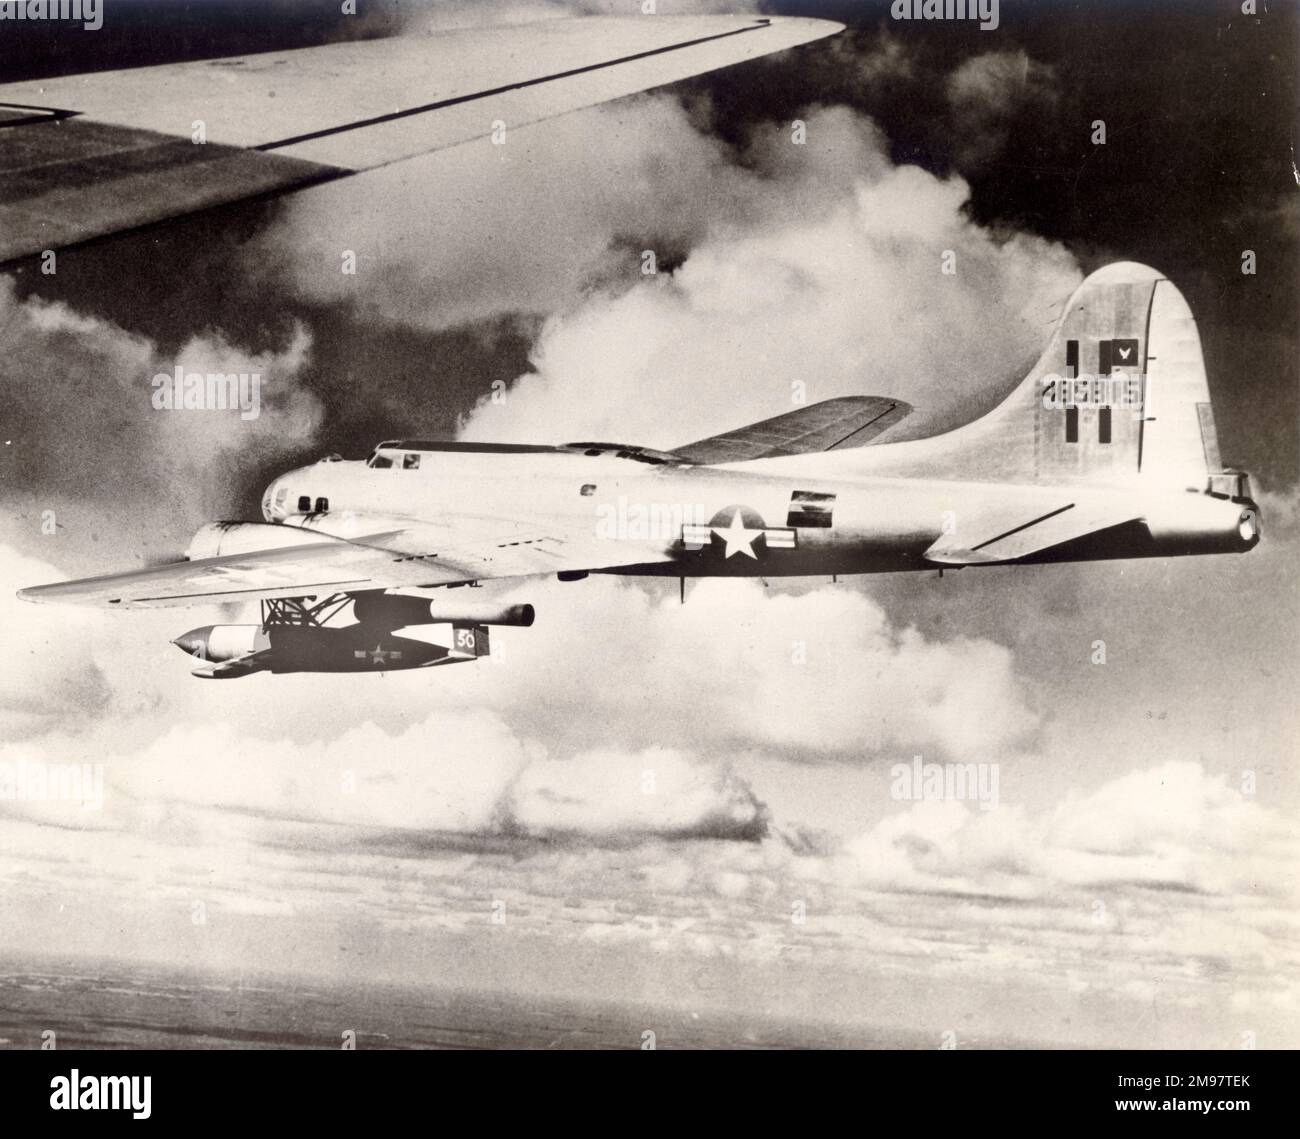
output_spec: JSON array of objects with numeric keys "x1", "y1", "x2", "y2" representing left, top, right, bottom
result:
[
  {"x1": 19, "y1": 263, "x2": 1260, "y2": 679},
  {"x1": 0, "y1": 14, "x2": 842, "y2": 268}
]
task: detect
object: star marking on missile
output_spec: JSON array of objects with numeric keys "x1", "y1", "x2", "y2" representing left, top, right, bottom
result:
[
  {"x1": 712, "y1": 510, "x2": 764, "y2": 559},
  {"x1": 354, "y1": 644, "x2": 402, "y2": 665}
]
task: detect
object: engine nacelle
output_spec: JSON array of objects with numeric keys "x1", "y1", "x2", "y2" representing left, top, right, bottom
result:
[
  {"x1": 351, "y1": 593, "x2": 535, "y2": 629},
  {"x1": 186, "y1": 521, "x2": 325, "y2": 561}
]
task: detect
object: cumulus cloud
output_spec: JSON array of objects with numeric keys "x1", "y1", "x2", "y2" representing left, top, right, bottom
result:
[
  {"x1": 254, "y1": 94, "x2": 821, "y2": 333},
  {"x1": 0, "y1": 279, "x2": 322, "y2": 561},
  {"x1": 503, "y1": 745, "x2": 765, "y2": 841},
  {"x1": 723, "y1": 29, "x2": 1067, "y2": 185},
  {"x1": 841, "y1": 761, "x2": 1295, "y2": 900},
  {"x1": 3, "y1": 740, "x2": 1293, "y2": 1045},
  {"x1": 457, "y1": 102, "x2": 1080, "y2": 448},
  {"x1": 0, "y1": 706, "x2": 765, "y2": 848},
  {"x1": 486, "y1": 576, "x2": 1037, "y2": 761},
  {"x1": 0, "y1": 568, "x2": 1038, "y2": 797},
  {"x1": 0, "y1": 545, "x2": 111, "y2": 740},
  {"x1": 945, "y1": 50, "x2": 1060, "y2": 173}
]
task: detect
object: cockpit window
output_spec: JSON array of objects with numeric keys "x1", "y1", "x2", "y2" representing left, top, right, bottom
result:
[
  {"x1": 369, "y1": 454, "x2": 393, "y2": 468},
  {"x1": 297, "y1": 495, "x2": 311, "y2": 512},
  {"x1": 402, "y1": 453, "x2": 421, "y2": 470}
]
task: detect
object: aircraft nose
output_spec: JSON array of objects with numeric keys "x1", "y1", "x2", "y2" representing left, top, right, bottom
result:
[{"x1": 262, "y1": 479, "x2": 281, "y2": 521}]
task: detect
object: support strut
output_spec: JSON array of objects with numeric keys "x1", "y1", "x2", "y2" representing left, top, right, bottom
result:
[{"x1": 261, "y1": 593, "x2": 354, "y2": 630}]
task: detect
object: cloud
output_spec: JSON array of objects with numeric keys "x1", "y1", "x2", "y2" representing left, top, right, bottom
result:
[
  {"x1": 0, "y1": 545, "x2": 111, "y2": 740},
  {"x1": 718, "y1": 30, "x2": 1066, "y2": 184},
  {"x1": 457, "y1": 102, "x2": 1080, "y2": 448},
  {"x1": 255, "y1": 94, "x2": 761, "y2": 333},
  {"x1": 945, "y1": 50, "x2": 1061, "y2": 173},
  {"x1": 487, "y1": 576, "x2": 1037, "y2": 761},
  {"x1": 0, "y1": 567, "x2": 1038, "y2": 799},
  {"x1": 0, "y1": 706, "x2": 766, "y2": 848},
  {"x1": 0, "y1": 280, "x2": 322, "y2": 561},
  {"x1": 841, "y1": 761, "x2": 1295, "y2": 900},
  {"x1": 3, "y1": 733, "x2": 1293, "y2": 1045},
  {"x1": 502, "y1": 745, "x2": 766, "y2": 841}
]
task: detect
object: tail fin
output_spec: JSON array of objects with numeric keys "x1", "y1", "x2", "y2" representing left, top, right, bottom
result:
[{"x1": 836, "y1": 262, "x2": 1233, "y2": 490}]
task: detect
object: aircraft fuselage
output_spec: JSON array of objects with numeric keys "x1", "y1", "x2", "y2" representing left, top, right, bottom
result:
[{"x1": 260, "y1": 445, "x2": 1257, "y2": 580}]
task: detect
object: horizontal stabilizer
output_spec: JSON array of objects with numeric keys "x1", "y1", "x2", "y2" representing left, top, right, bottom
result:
[{"x1": 924, "y1": 501, "x2": 1142, "y2": 566}]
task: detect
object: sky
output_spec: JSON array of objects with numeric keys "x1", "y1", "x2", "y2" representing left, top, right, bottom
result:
[{"x1": 0, "y1": 0, "x2": 1296, "y2": 1048}]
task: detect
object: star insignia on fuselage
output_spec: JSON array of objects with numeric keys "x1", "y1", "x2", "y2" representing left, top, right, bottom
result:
[{"x1": 712, "y1": 509, "x2": 764, "y2": 559}]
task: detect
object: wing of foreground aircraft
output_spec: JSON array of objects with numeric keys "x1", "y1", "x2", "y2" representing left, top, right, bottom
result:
[{"x1": 0, "y1": 15, "x2": 840, "y2": 267}]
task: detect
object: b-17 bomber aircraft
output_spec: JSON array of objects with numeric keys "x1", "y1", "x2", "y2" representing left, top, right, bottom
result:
[{"x1": 19, "y1": 264, "x2": 1260, "y2": 678}]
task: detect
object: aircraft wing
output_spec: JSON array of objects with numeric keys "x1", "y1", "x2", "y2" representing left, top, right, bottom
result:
[
  {"x1": 17, "y1": 515, "x2": 674, "y2": 609},
  {"x1": 0, "y1": 15, "x2": 840, "y2": 268},
  {"x1": 671, "y1": 396, "x2": 911, "y2": 465},
  {"x1": 923, "y1": 501, "x2": 1143, "y2": 566}
]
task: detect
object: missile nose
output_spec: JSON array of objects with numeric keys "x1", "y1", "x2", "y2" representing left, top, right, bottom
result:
[{"x1": 172, "y1": 627, "x2": 213, "y2": 656}]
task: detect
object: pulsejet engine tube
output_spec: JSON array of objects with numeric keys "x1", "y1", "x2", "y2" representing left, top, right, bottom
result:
[{"x1": 351, "y1": 593, "x2": 535, "y2": 629}]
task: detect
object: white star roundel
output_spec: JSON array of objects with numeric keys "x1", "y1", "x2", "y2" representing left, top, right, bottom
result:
[
  {"x1": 680, "y1": 505, "x2": 796, "y2": 558},
  {"x1": 713, "y1": 509, "x2": 764, "y2": 559}
]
